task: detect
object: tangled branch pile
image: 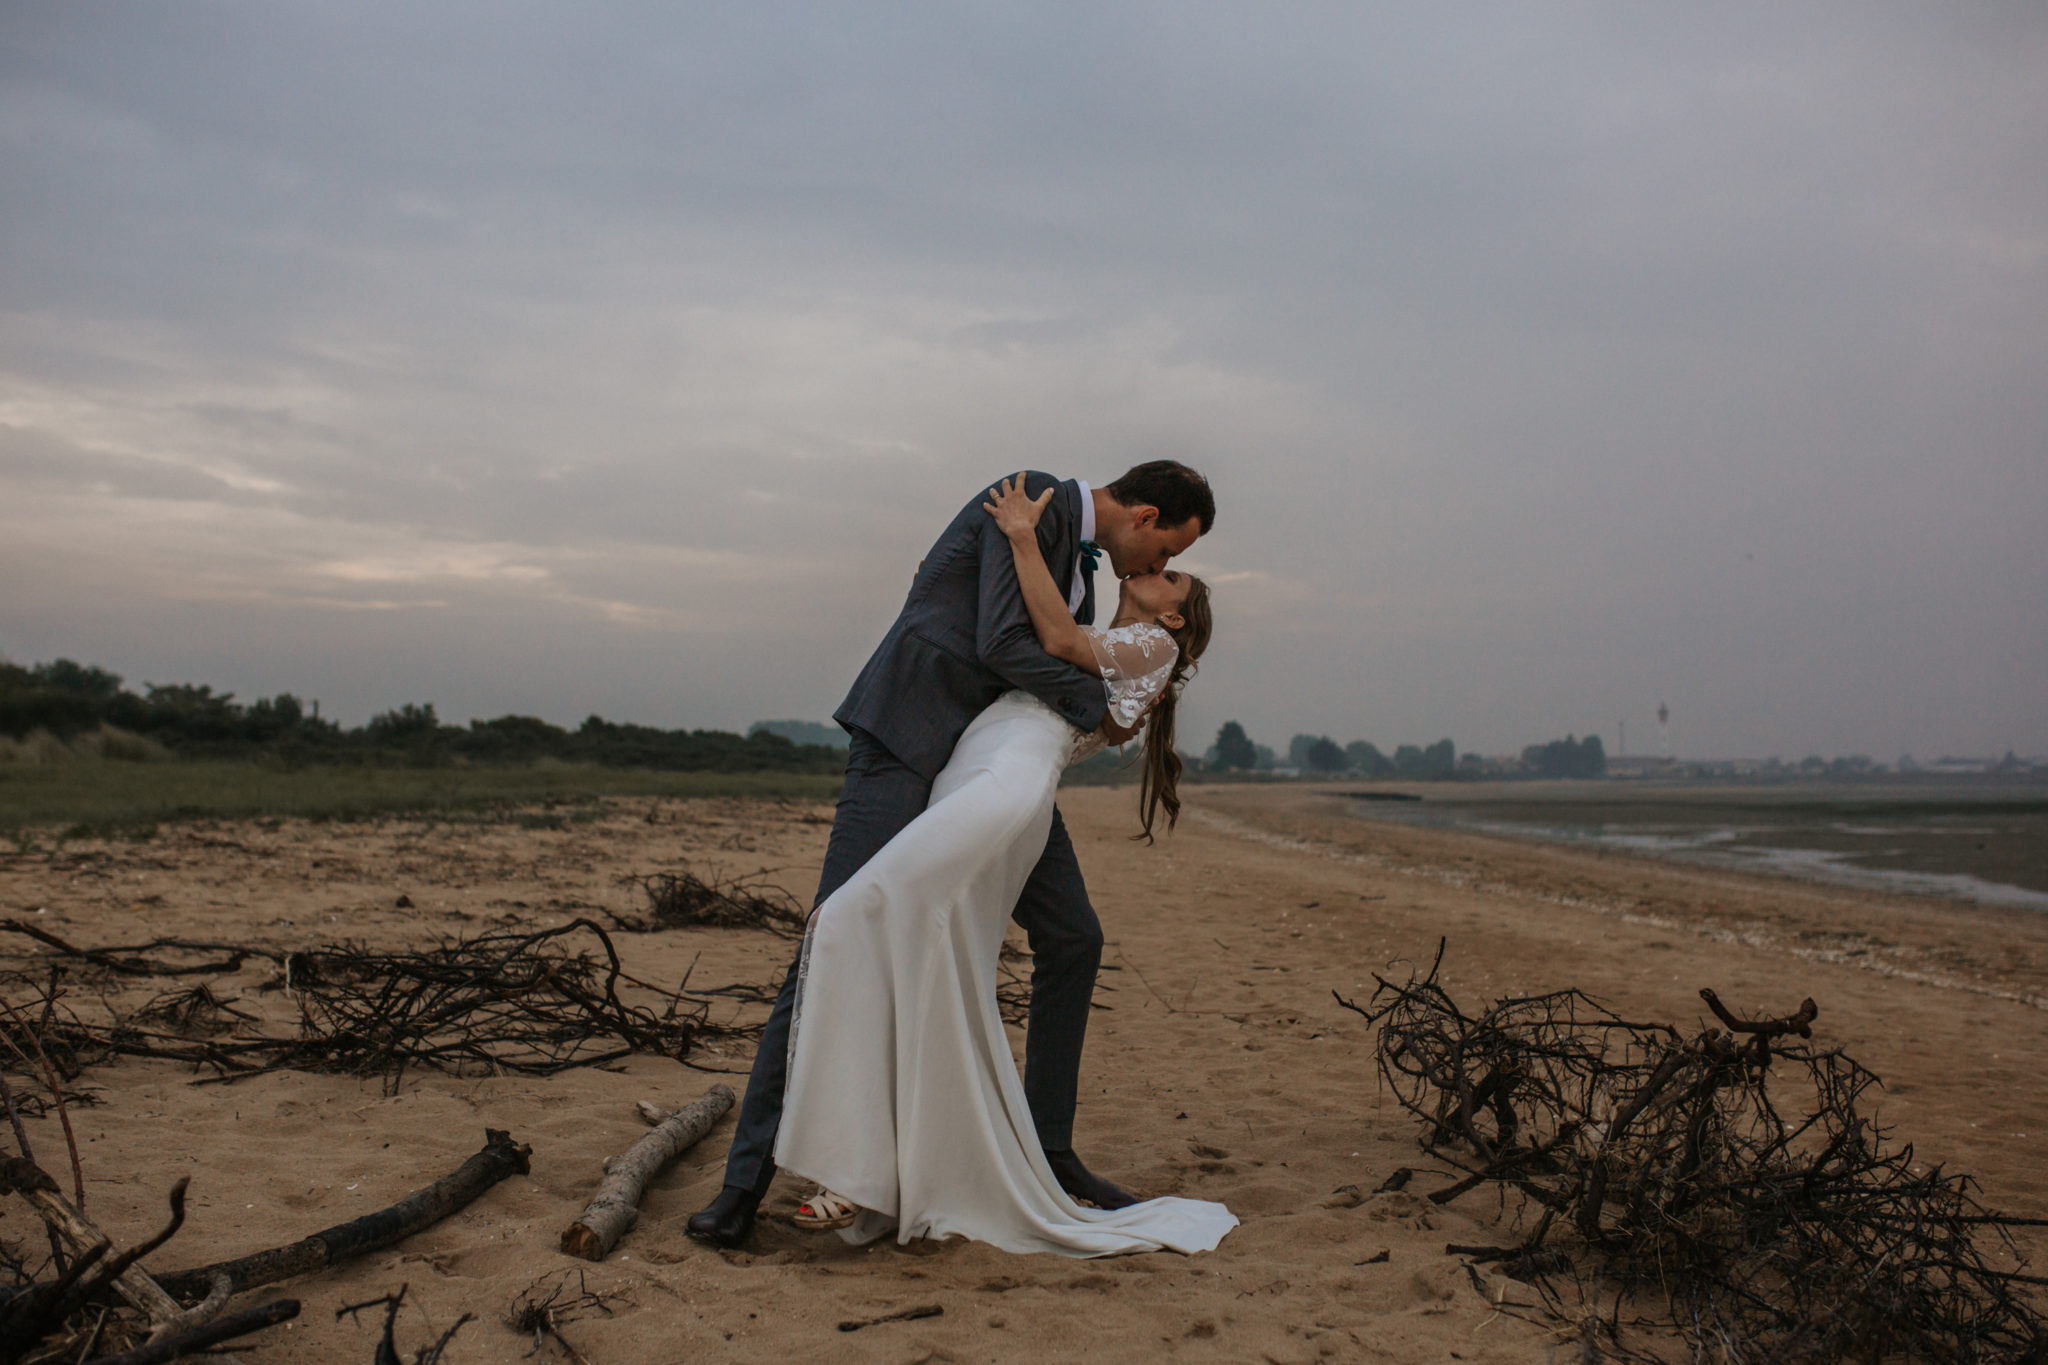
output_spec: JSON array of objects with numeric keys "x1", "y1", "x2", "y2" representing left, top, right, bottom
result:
[
  {"x1": 277, "y1": 919, "x2": 707, "y2": 1091},
  {"x1": 1339, "y1": 947, "x2": 2048, "y2": 1363},
  {"x1": 613, "y1": 868, "x2": 807, "y2": 937},
  {"x1": 6, "y1": 920, "x2": 745, "y2": 1096}
]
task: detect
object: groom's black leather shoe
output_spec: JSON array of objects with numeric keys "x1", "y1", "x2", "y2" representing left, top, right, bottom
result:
[
  {"x1": 685, "y1": 1183, "x2": 763, "y2": 1248},
  {"x1": 1046, "y1": 1148, "x2": 1137, "y2": 1210}
]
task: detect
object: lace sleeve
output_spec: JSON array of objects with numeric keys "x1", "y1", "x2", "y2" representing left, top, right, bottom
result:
[{"x1": 1083, "y1": 623, "x2": 1179, "y2": 729}]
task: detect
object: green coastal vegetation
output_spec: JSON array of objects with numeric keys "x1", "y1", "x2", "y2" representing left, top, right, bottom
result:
[
  {"x1": 0, "y1": 658, "x2": 845, "y2": 771},
  {"x1": 0, "y1": 657, "x2": 845, "y2": 836}
]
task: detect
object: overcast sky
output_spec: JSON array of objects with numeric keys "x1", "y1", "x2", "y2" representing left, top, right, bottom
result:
[{"x1": 3, "y1": 3, "x2": 2043, "y2": 761}]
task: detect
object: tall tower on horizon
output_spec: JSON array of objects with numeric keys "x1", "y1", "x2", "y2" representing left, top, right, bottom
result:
[{"x1": 1657, "y1": 702, "x2": 1671, "y2": 760}]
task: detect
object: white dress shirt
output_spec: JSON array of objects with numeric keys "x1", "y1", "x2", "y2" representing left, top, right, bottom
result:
[{"x1": 1069, "y1": 479, "x2": 1094, "y2": 618}]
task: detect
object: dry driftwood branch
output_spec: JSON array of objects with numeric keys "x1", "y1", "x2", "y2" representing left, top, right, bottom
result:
[
  {"x1": 76, "y1": 1185, "x2": 194, "y2": 1331},
  {"x1": 0, "y1": 1156, "x2": 185, "y2": 1327},
  {"x1": 337, "y1": 1285, "x2": 472, "y2": 1365},
  {"x1": 85, "y1": 1297, "x2": 300, "y2": 1365},
  {"x1": 0, "y1": 995, "x2": 86, "y2": 1212},
  {"x1": 0, "y1": 1063, "x2": 69, "y2": 1274},
  {"x1": 1699, "y1": 985, "x2": 1815, "y2": 1039},
  {"x1": 143, "y1": 1269, "x2": 230, "y2": 1344},
  {"x1": 0, "y1": 919, "x2": 275, "y2": 977},
  {"x1": 133, "y1": 985, "x2": 257, "y2": 1037},
  {"x1": 559, "y1": 1085, "x2": 735, "y2": 1261},
  {"x1": 838, "y1": 1303, "x2": 943, "y2": 1332},
  {"x1": 154, "y1": 1128, "x2": 531, "y2": 1300}
]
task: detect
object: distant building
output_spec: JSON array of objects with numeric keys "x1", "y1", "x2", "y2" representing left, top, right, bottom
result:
[{"x1": 1605, "y1": 754, "x2": 1681, "y2": 779}]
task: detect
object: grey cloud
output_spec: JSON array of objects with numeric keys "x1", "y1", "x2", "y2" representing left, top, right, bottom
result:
[
  {"x1": 0, "y1": 423, "x2": 265, "y2": 506},
  {"x1": 2, "y1": 3, "x2": 2044, "y2": 757}
]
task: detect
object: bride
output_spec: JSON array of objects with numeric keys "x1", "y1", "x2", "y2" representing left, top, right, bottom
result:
[{"x1": 771, "y1": 476, "x2": 1238, "y2": 1256}]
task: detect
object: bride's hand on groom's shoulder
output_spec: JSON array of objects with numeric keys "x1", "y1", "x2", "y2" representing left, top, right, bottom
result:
[{"x1": 982, "y1": 472, "x2": 1053, "y2": 539}]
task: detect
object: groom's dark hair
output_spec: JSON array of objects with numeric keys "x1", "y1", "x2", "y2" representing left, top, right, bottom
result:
[{"x1": 1106, "y1": 460, "x2": 1215, "y2": 535}]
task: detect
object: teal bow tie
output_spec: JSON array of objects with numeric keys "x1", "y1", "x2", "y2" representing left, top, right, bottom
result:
[{"x1": 1079, "y1": 541, "x2": 1102, "y2": 571}]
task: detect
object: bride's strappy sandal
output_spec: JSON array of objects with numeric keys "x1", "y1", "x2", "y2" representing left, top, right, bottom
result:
[{"x1": 792, "y1": 1187, "x2": 859, "y2": 1231}]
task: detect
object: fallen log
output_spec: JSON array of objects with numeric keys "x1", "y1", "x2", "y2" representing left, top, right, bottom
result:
[
  {"x1": 559, "y1": 1085, "x2": 734, "y2": 1261},
  {"x1": 154, "y1": 1128, "x2": 531, "y2": 1300}
]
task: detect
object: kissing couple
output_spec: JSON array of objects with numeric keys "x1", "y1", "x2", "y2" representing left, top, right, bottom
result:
[{"x1": 687, "y1": 460, "x2": 1237, "y2": 1257}]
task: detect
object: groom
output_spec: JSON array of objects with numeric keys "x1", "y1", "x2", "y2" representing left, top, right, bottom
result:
[{"x1": 686, "y1": 459, "x2": 1216, "y2": 1247}]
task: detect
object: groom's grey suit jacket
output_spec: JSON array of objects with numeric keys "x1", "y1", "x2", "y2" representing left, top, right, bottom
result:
[{"x1": 835, "y1": 472, "x2": 1105, "y2": 780}]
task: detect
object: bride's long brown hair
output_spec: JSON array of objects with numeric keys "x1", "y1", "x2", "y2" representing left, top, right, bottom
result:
[{"x1": 1135, "y1": 575, "x2": 1212, "y2": 844}]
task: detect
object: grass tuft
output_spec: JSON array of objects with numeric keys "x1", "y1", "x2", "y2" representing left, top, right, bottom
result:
[{"x1": 0, "y1": 724, "x2": 172, "y2": 766}]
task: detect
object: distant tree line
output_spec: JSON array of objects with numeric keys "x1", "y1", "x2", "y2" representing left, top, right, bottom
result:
[
  {"x1": 1204, "y1": 721, "x2": 1459, "y2": 779},
  {"x1": 0, "y1": 658, "x2": 845, "y2": 773},
  {"x1": 1203, "y1": 721, "x2": 1612, "y2": 781},
  {"x1": 748, "y1": 719, "x2": 851, "y2": 750},
  {"x1": 1314, "y1": 736, "x2": 1457, "y2": 780}
]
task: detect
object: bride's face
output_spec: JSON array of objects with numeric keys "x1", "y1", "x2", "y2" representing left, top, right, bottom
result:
[{"x1": 1118, "y1": 568, "x2": 1191, "y2": 629}]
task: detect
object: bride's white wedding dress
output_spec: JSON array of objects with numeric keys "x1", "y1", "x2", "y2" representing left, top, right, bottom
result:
[{"x1": 774, "y1": 623, "x2": 1237, "y2": 1256}]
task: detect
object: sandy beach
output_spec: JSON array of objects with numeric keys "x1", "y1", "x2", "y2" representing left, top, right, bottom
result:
[{"x1": 3, "y1": 782, "x2": 2043, "y2": 1363}]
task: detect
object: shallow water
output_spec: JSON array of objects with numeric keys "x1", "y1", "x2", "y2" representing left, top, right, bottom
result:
[{"x1": 1341, "y1": 784, "x2": 2048, "y2": 910}]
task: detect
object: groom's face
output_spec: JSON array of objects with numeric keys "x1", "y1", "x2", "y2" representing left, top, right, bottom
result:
[{"x1": 1109, "y1": 509, "x2": 1203, "y2": 578}]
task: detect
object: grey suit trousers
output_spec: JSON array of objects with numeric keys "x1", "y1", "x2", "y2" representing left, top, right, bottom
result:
[{"x1": 720, "y1": 728, "x2": 1104, "y2": 1194}]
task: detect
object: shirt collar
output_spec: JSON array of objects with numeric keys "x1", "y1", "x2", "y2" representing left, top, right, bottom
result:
[{"x1": 1076, "y1": 479, "x2": 1095, "y2": 546}]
